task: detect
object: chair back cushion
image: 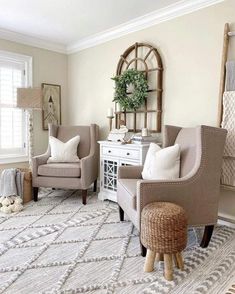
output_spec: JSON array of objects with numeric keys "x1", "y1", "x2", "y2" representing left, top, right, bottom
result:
[
  {"x1": 56, "y1": 126, "x2": 90, "y2": 158},
  {"x1": 142, "y1": 143, "x2": 180, "y2": 180},
  {"x1": 174, "y1": 128, "x2": 197, "y2": 177},
  {"x1": 47, "y1": 135, "x2": 80, "y2": 163}
]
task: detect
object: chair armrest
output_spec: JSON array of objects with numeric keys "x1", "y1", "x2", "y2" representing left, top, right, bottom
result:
[
  {"x1": 136, "y1": 175, "x2": 219, "y2": 228},
  {"x1": 118, "y1": 165, "x2": 143, "y2": 179},
  {"x1": 80, "y1": 153, "x2": 98, "y2": 189},
  {"x1": 32, "y1": 153, "x2": 50, "y2": 176},
  {"x1": 137, "y1": 178, "x2": 191, "y2": 211}
]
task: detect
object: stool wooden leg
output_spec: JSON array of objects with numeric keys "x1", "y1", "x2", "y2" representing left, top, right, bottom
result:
[
  {"x1": 164, "y1": 254, "x2": 173, "y2": 281},
  {"x1": 144, "y1": 249, "x2": 156, "y2": 272},
  {"x1": 175, "y1": 252, "x2": 184, "y2": 270},
  {"x1": 156, "y1": 253, "x2": 164, "y2": 262},
  {"x1": 173, "y1": 254, "x2": 179, "y2": 268}
]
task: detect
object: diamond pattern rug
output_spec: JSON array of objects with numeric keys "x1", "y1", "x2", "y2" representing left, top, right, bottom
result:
[{"x1": 0, "y1": 189, "x2": 234, "y2": 294}]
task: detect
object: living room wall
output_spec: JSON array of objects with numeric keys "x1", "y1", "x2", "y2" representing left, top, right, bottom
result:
[
  {"x1": 67, "y1": 0, "x2": 235, "y2": 221},
  {"x1": 67, "y1": 0, "x2": 235, "y2": 138},
  {"x1": 0, "y1": 38, "x2": 68, "y2": 171}
]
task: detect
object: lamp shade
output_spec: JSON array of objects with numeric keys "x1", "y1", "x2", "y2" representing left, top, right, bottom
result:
[{"x1": 17, "y1": 88, "x2": 42, "y2": 109}]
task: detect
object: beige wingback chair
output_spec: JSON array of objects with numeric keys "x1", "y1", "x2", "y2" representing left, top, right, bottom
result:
[
  {"x1": 32, "y1": 124, "x2": 99, "y2": 205},
  {"x1": 117, "y1": 125, "x2": 227, "y2": 256}
]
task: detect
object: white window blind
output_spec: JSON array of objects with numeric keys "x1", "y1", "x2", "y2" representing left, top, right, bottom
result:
[{"x1": 0, "y1": 51, "x2": 32, "y2": 161}]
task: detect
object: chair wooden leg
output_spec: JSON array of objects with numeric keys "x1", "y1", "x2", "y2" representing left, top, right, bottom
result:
[
  {"x1": 200, "y1": 225, "x2": 214, "y2": 248},
  {"x1": 82, "y1": 189, "x2": 87, "y2": 205},
  {"x1": 144, "y1": 249, "x2": 156, "y2": 272},
  {"x1": 33, "y1": 187, "x2": 38, "y2": 202},
  {"x1": 140, "y1": 238, "x2": 147, "y2": 257},
  {"x1": 93, "y1": 179, "x2": 97, "y2": 192},
  {"x1": 119, "y1": 205, "x2": 124, "y2": 221},
  {"x1": 164, "y1": 254, "x2": 173, "y2": 281}
]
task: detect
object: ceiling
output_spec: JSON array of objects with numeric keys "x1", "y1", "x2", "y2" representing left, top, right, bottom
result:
[{"x1": 0, "y1": 0, "x2": 223, "y2": 53}]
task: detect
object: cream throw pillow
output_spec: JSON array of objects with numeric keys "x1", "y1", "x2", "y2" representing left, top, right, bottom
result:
[
  {"x1": 47, "y1": 135, "x2": 80, "y2": 163},
  {"x1": 142, "y1": 143, "x2": 180, "y2": 180}
]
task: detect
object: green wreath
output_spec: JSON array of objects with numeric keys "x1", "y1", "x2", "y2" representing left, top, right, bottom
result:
[{"x1": 112, "y1": 69, "x2": 148, "y2": 110}]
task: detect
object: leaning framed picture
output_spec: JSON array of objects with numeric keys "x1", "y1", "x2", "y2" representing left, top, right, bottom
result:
[{"x1": 42, "y1": 83, "x2": 61, "y2": 130}]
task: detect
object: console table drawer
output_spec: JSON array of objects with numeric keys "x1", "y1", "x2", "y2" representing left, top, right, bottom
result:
[
  {"x1": 120, "y1": 149, "x2": 139, "y2": 160},
  {"x1": 102, "y1": 146, "x2": 120, "y2": 157},
  {"x1": 102, "y1": 146, "x2": 139, "y2": 160}
]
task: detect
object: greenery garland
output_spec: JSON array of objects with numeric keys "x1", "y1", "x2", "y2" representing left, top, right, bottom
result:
[{"x1": 112, "y1": 69, "x2": 148, "y2": 110}]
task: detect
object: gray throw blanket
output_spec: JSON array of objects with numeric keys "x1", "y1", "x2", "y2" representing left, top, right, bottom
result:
[
  {"x1": 226, "y1": 61, "x2": 235, "y2": 91},
  {"x1": 0, "y1": 169, "x2": 24, "y2": 198}
]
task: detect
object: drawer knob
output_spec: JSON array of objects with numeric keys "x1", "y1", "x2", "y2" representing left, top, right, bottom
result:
[
  {"x1": 108, "y1": 150, "x2": 111, "y2": 153},
  {"x1": 127, "y1": 152, "x2": 130, "y2": 155}
]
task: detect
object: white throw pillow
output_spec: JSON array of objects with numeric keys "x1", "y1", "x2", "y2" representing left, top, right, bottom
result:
[
  {"x1": 47, "y1": 135, "x2": 80, "y2": 163},
  {"x1": 142, "y1": 143, "x2": 180, "y2": 180}
]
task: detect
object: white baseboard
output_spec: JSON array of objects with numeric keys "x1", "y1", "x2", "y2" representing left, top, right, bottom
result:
[{"x1": 218, "y1": 217, "x2": 235, "y2": 228}]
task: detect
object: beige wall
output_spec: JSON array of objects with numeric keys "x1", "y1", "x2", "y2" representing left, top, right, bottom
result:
[
  {"x1": 67, "y1": 0, "x2": 235, "y2": 220},
  {"x1": 0, "y1": 39, "x2": 68, "y2": 159},
  {"x1": 67, "y1": 0, "x2": 235, "y2": 138}
]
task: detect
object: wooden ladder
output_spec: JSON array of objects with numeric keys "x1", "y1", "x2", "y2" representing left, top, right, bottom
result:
[
  {"x1": 218, "y1": 23, "x2": 235, "y2": 126},
  {"x1": 218, "y1": 23, "x2": 235, "y2": 191}
]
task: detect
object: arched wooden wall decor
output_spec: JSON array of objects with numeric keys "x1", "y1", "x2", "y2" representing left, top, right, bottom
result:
[{"x1": 115, "y1": 42, "x2": 163, "y2": 133}]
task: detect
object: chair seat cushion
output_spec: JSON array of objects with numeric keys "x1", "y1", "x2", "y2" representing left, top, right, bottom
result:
[
  {"x1": 117, "y1": 179, "x2": 138, "y2": 209},
  {"x1": 38, "y1": 163, "x2": 81, "y2": 178}
]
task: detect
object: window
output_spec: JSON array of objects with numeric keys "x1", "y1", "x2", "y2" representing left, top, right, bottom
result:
[{"x1": 0, "y1": 50, "x2": 32, "y2": 163}]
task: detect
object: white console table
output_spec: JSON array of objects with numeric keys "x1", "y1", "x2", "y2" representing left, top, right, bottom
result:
[{"x1": 98, "y1": 141, "x2": 150, "y2": 202}]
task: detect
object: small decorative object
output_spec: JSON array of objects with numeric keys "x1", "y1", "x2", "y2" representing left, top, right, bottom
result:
[
  {"x1": 131, "y1": 133, "x2": 158, "y2": 144},
  {"x1": 107, "y1": 125, "x2": 129, "y2": 142},
  {"x1": 112, "y1": 69, "x2": 148, "y2": 110},
  {"x1": 115, "y1": 103, "x2": 122, "y2": 129},
  {"x1": 107, "y1": 107, "x2": 114, "y2": 131},
  {"x1": 42, "y1": 83, "x2": 61, "y2": 130},
  {"x1": 107, "y1": 107, "x2": 114, "y2": 117},
  {"x1": 0, "y1": 196, "x2": 23, "y2": 214},
  {"x1": 116, "y1": 103, "x2": 122, "y2": 112},
  {"x1": 142, "y1": 128, "x2": 148, "y2": 137}
]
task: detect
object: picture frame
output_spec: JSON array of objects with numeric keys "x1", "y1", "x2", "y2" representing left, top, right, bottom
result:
[{"x1": 41, "y1": 83, "x2": 61, "y2": 130}]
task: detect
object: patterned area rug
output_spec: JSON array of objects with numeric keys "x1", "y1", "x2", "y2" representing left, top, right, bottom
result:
[{"x1": 0, "y1": 189, "x2": 234, "y2": 294}]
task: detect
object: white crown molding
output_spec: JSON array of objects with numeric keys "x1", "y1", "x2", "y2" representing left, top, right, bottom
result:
[
  {"x1": 0, "y1": 0, "x2": 224, "y2": 55},
  {"x1": 0, "y1": 28, "x2": 67, "y2": 54},
  {"x1": 67, "y1": 0, "x2": 224, "y2": 54}
]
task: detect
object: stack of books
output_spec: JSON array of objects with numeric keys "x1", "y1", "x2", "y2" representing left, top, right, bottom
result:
[{"x1": 131, "y1": 134, "x2": 158, "y2": 144}]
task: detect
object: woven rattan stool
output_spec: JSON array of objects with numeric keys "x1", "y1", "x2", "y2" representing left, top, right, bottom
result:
[{"x1": 141, "y1": 202, "x2": 187, "y2": 281}]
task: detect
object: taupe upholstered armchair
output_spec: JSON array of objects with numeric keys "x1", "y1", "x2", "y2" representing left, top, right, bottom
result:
[
  {"x1": 32, "y1": 124, "x2": 99, "y2": 205},
  {"x1": 117, "y1": 125, "x2": 227, "y2": 256}
]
